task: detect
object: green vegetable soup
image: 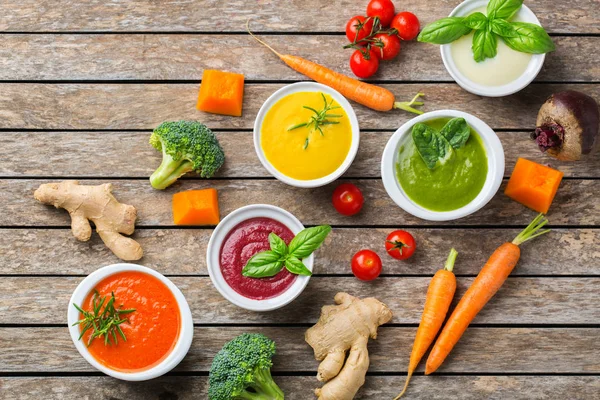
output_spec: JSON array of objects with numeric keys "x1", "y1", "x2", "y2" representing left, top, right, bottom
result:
[{"x1": 396, "y1": 118, "x2": 488, "y2": 212}]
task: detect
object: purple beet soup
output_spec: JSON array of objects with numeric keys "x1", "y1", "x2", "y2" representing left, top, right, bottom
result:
[{"x1": 219, "y1": 217, "x2": 297, "y2": 300}]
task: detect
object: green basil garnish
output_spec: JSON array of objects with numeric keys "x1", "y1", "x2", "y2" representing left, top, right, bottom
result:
[
  {"x1": 412, "y1": 123, "x2": 452, "y2": 170},
  {"x1": 464, "y1": 12, "x2": 488, "y2": 30},
  {"x1": 487, "y1": 0, "x2": 523, "y2": 20},
  {"x1": 242, "y1": 225, "x2": 331, "y2": 279},
  {"x1": 489, "y1": 18, "x2": 519, "y2": 38},
  {"x1": 440, "y1": 118, "x2": 471, "y2": 149},
  {"x1": 472, "y1": 28, "x2": 498, "y2": 62},
  {"x1": 417, "y1": 17, "x2": 472, "y2": 44},
  {"x1": 501, "y1": 22, "x2": 556, "y2": 54}
]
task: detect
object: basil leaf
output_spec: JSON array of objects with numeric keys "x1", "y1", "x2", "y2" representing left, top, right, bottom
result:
[
  {"x1": 285, "y1": 256, "x2": 312, "y2": 276},
  {"x1": 242, "y1": 251, "x2": 284, "y2": 278},
  {"x1": 411, "y1": 124, "x2": 442, "y2": 169},
  {"x1": 417, "y1": 17, "x2": 472, "y2": 44},
  {"x1": 490, "y1": 18, "x2": 519, "y2": 37},
  {"x1": 440, "y1": 118, "x2": 471, "y2": 149},
  {"x1": 288, "y1": 225, "x2": 332, "y2": 259},
  {"x1": 472, "y1": 28, "x2": 498, "y2": 62},
  {"x1": 487, "y1": 0, "x2": 523, "y2": 20},
  {"x1": 464, "y1": 12, "x2": 488, "y2": 30},
  {"x1": 502, "y1": 22, "x2": 556, "y2": 54},
  {"x1": 268, "y1": 232, "x2": 288, "y2": 257}
]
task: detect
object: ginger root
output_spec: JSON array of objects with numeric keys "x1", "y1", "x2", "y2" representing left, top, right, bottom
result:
[
  {"x1": 305, "y1": 292, "x2": 393, "y2": 400},
  {"x1": 34, "y1": 181, "x2": 143, "y2": 261}
]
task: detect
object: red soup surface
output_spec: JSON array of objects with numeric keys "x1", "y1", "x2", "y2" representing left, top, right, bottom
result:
[
  {"x1": 220, "y1": 217, "x2": 297, "y2": 300},
  {"x1": 80, "y1": 271, "x2": 180, "y2": 372}
]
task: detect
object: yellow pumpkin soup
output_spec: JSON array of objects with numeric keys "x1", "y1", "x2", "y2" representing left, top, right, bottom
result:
[{"x1": 261, "y1": 91, "x2": 352, "y2": 180}]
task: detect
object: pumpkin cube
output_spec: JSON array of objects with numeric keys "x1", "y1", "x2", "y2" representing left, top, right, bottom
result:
[
  {"x1": 505, "y1": 158, "x2": 563, "y2": 214},
  {"x1": 197, "y1": 69, "x2": 244, "y2": 117},
  {"x1": 172, "y1": 188, "x2": 220, "y2": 225}
]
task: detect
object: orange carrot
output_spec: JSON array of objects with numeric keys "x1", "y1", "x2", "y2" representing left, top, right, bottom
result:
[
  {"x1": 247, "y1": 20, "x2": 424, "y2": 114},
  {"x1": 394, "y1": 248, "x2": 458, "y2": 399},
  {"x1": 425, "y1": 214, "x2": 550, "y2": 375}
]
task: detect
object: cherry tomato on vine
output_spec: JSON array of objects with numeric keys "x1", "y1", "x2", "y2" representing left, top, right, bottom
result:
[
  {"x1": 385, "y1": 230, "x2": 416, "y2": 260},
  {"x1": 352, "y1": 249, "x2": 382, "y2": 281},
  {"x1": 372, "y1": 33, "x2": 401, "y2": 60},
  {"x1": 349, "y1": 48, "x2": 379, "y2": 78},
  {"x1": 332, "y1": 183, "x2": 364, "y2": 216},
  {"x1": 366, "y1": 0, "x2": 396, "y2": 27},
  {"x1": 345, "y1": 15, "x2": 375, "y2": 43},
  {"x1": 391, "y1": 12, "x2": 420, "y2": 41}
]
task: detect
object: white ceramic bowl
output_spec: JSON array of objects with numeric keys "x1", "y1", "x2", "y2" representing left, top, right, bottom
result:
[
  {"x1": 254, "y1": 82, "x2": 360, "y2": 188},
  {"x1": 381, "y1": 110, "x2": 504, "y2": 221},
  {"x1": 67, "y1": 263, "x2": 194, "y2": 381},
  {"x1": 206, "y1": 204, "x2": 312, "y2": 312},
  {"x1": 441, "y1": 0, "x2": 545, "y2": 97}
]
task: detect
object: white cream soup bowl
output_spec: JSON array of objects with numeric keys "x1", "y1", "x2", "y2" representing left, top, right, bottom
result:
[
  {"x1": 206, "y1": 204, "x2": 313, "y2": 312},
  {"x1": 441, "y1": 0, "x2": 546, "y2": 97},
  {"x1": 381, "y1": 110, "x2": 504, "y2": 222},
  {"x1": 67, "y1": 263, "x2": 194, "y2": 381},
  {"x1": 253, "y1": 82, "x2": 360, "y2": 188}
]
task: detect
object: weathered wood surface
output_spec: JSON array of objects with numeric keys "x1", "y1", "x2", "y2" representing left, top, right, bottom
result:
[
  {"x1": 3, "y1": 179, "x2": 598, "y2": 227},
  {"x1": 0, "y1": 0, "x2": 596, "y2": 34},
  {"x1": 0, "y1": 35, "x2": 597, "y2": 82},
  {"x1": 3, "y1": 376, "x2": 600, "y2": 400},
  {"x1": 2, "y1": 327, "x2": 598, "y2": 373},
  {"x1": 2, "y1": 228, "x2": 597, "y2": 276},
  {"x1": 2, "y1": 277, "x2": 598, "y2": 325},
  {"x1": 1, "y1": 83, "x2": 599, "y2": 130},
  {"x1": 3, "y1": 131, "x2": 599, "y2": 178}
]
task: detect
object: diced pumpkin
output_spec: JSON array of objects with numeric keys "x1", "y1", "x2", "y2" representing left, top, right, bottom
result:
[
  {"x1": 504, "y1": 158, "x2": 564, "y2": 214},
  {"x1": 197, "y1": 69, "x2": 245, "y2": 117},
  {"x1": 172, "y1": 188, "x2": 220, "y2": 225}
]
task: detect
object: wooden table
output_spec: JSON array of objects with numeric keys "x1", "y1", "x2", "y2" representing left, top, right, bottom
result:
[{"x1": 1, "y1": 1, "x2": 599, "y2": 399}]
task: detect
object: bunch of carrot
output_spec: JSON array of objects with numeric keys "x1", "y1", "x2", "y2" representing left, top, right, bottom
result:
[{"x1": 396, "y1": 214, "x2": 550, "y2": 399}]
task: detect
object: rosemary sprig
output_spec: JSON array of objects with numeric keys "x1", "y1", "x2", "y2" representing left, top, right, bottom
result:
[
  {"x1": 72, "y1": 291, "x2": 135, "y2": 347},
  {"x1": 288, "y1": 93, "x2": 343, "y2": 149}
]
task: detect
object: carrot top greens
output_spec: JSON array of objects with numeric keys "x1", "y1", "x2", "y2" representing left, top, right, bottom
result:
[{"x1": 512, "y1": 213, "x2": 550, "y2": 246}]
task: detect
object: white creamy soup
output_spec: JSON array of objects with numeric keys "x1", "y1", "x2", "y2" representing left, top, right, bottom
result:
[{"x1": 450, "y1": 7, "x2": 533, "y2": 87}]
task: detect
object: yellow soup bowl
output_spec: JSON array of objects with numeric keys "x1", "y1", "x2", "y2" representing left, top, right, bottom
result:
[{"x1": 254, "y1": 82, "x2": 360, "y2": 188}]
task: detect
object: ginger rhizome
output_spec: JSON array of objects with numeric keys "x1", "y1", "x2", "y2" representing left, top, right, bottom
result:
[
  {"x1": 34, "y1": 181, "x2": 143, "y2": 260},
  {"x1": 305, "y1": 292, "x2": 393, "y2": 400}
]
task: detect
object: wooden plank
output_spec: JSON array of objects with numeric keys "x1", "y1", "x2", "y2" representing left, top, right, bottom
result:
[
  {"x1": 1, "y1": 327, "x2": 598, "y2": 373},
  {"x1": 2, "y1": 179, "x2": 598, "y2": 226},
  {"x1": 2, "y1": 131, "x2": 599, "y2": 179},
  {"x1": 2, "y1": 376, "x2": 599, "y2": 400},
  {"x1": 0, "y1": 0, "x2": 596, "y2": 34},
  {"x1": 1, "y1": 83, "x2": 599, "y2": 130},
  {"x1": 1, "y1": 228, "x2": 598, "y2": 276},
  {"x1": 2, "y1": 277, "x2": 598, "y2": 324},
  {"x1": 0, "y1": 35, "x2": 596, "y2": 82}
]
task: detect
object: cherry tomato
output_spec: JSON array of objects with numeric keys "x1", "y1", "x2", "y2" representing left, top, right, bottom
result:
[
  {"x1": 349, "y1": 48, "x2": 379, "y2": 78},
  {"x1": 385, "y1": 230, "x2": 416, "y2": 260},
  {"x1": 345, "y1": 15, "x2": 374, "y2": 43},
  {"x1": 352, "y1": 249, "x2": 383, "y2": 281},
  {"x1": 366, "y1": 0, "x2": 396, "y2": 27},
  {"x1": 332, "y1": 183, "x2": 364, "y2": 216},
  {"x1": 391, "y1": 12, "x2": 420, "y2": 41},
  {"x1": 371, "y1": 33, "x2": 401, "y2": 60}
]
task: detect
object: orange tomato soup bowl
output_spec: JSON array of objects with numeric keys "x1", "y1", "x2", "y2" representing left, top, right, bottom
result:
[{"x1": 68, "y1": 264, "x2": 193, "y2": 381}]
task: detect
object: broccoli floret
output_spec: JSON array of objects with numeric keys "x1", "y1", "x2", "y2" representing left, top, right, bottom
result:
[
  {"x1": 209, "y1": 333, "x2": 284, "y2": 400},
  {"x1": 149, "y1": 120, "x2": 225, "y2": 189}
]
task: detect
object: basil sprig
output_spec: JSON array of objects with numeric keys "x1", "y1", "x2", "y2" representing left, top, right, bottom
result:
[
  {"x1": 242, "y1": 225, "x2": 331, "y2": 278},
  {"x1": 412, "y1": 118, "x2": 471, "y2": 170},
  {"x1": 417, "y1": 0, "x2": 555, "y2": 62}
]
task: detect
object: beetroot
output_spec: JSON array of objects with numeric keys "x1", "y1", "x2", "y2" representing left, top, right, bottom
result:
[{"x1": 533, "y1": 90, "x2": 599, "y2": 161}]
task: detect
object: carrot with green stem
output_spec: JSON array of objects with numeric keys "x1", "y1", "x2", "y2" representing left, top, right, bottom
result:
[
  {"x1": 246, "y1": 20, "x2": 424, "y2": 114},
  {"x1": 425, "y1": 214, "x2": 550, "y2": 375},
  {"x1": 394, "y1": 248, "x2": 458, "y2": 399}
]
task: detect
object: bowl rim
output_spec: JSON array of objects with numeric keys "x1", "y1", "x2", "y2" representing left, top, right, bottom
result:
[
  {"x1": 206, "y1": 204, "x2": 313, "y2": 312},
  {"x1": 440, "y1": 0, "x2": 545, "y2": 97},
  {"x1": 67, "y1": 263, "x2": 194, "y2": 381},
  {"x1": 381, "y1": 110, "x2": 505, "y2": 221},
  {"x1": 253, "y1": 82, "x2": 360, "y2": 188}
]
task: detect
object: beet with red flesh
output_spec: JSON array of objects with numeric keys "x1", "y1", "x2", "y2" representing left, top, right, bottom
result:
[{"x1": 534, "y1": 90, "x2": 599, "y2": 161}]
